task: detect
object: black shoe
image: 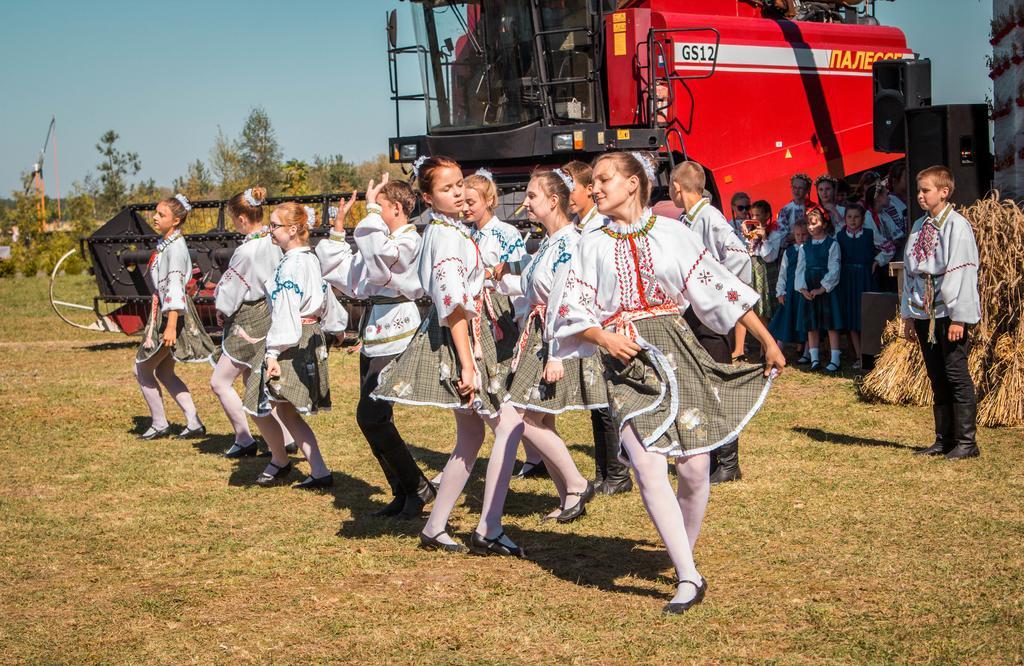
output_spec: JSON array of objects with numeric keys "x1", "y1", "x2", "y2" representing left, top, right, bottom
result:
[
  {"x1": 557, "y1": 481, "x2": 596, "y2": 524},
  {"x1": 796, "y1": 354, "x2": 812, "y2": 365},
  {"x1": 662, "y1": 578, "x2": 707, "y2": 615},
  {"x1": 372, "y1": 495, "x2": 406, "y2": 517},
  {"x1": 255, "y1": 461, "x2": 293, "y2": 486},
  {"x1": 469, "y1": 531, "x2": 525, "y2": 558},
  {"x1": 138, "y1": 425, "x2": 171, "y2": 440},
  {"x1": 513, "y1": 460, "x2": 549, "y2": 479},
  {"x1": 809, "y1": 361, "x2": 821, "y2": 371},
  {"x1": 540, "y1": 506, "x2": 563, "y2": 523},
  {"x1": 284, "y1": 442, "x2": 299, "y2": 455},
  {"x1": 419, "y1": 531, "x2": 465, "y2": 553},
  {"x1": 294, "y1": 473, "x2": 334, "y2": 490},
  {"x1": 177, "y1": 424, "x2": 206, "y2": 439},
  {"x1": 399, "y1": 494, "x2": 427, "y2": 519},
  {"x1": 598, "y1": 476, "x2": 633, "y2": 495},
  {"x1": 945, "y1": 444, "x2": 980, "y2": 460},
  {"x1": 224, "y1": 441, "x2": 259, "y2": 458},
  {"x1": 824, "y1": 361, "x2": 841, "y2": 373},
  {"x1": 416, "y1": 476, "x2": 437, "y2": 504},
  {"x1": 709, "y1": 440, "x2": 742, "y2": 485},
  {"x1": 915, "y1": 405, "x2": 955, "y2": 456}
]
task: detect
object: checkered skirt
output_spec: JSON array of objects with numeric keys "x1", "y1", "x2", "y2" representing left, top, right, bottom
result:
[
  {"x1": 507, "y1": 314, "x2": 608, "y2": 414},
  {"x1": 243, "y1": 322, "x2": 331, "y2": 416},
  {"x1": 372, "y1": 291, "x2": 519, "y2": 416},
  {"x1": 222, "y1": 300, "x2": 271, "y2": 369},
  {"x1": 751, "y1": 256, "x2": 776, "y2": 320},
  {"x1": 135, "y1": 296, "x2": 218, "y2": 366},
  {"x1": 605, "y1": 314, "x2": 773, "y2": 459}
]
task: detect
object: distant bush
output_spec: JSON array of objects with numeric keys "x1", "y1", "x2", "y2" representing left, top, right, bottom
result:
[{"x1": 1, "y1": 233, "x2": 86, "y2": 278}]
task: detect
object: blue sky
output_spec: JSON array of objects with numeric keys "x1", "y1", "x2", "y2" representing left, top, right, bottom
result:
[{"x1": 0, "y1": 0, "x2": 991, "y2": 196}]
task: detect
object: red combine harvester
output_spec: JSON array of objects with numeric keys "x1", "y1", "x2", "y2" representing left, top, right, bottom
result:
[
  {"x1": 56, "y1": 0, "x2": 913, "y2": 337},
  {"x1": 385, "y1": 0, "x2": 911, "y2": 208}
]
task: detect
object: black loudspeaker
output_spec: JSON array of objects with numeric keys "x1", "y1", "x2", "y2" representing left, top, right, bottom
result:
[
  {"x1": 906, "y1": 104, "x2": 993, "y2": 206},
  {"x1": 873, "y1": 58, "x2": 932, "y2": 152}
]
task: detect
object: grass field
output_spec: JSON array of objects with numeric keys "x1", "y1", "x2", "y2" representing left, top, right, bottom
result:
[{"x1": 1, "y1": 274, "x2": 1022, "y2": 664}]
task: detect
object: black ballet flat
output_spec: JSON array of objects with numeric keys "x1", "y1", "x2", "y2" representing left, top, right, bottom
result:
[
  {"x1": 662, "y1": 578, "x2": 708, "y2": 615},
  {"x1": 176, "y1": 424, "x2": 206, "y2": 439},
  {"x1": 513, "y1": 460, "x2": 549, "y2": 479},
  {"x1": 809, "y1": 361, "x2": 821, "y2": 371},
  {"x1": 372, "y1": 495, "x2": 406, "y2": 518},
  {"x1": 824, "y1": 361, "x2": 841, "y2": 373},
  {"x1": 293, "y1": 473, "x2": 334, "y2": 490},
  {"x1": 556, "y1": 481, "x2": 596, "y2": 524},
  {"x1": 224, "y1": 441, "x2": 259, "y2": 458},
  {"x1": 284, "y1": 442, "x2": 299, "y2": 455},
  {"x1": 418, "y1": 531, "x2": 465, "y2": 553},
  {"x1": 469, "y1": 531, "x2": 525, "y2": 558},
  {"x1": 138, "y1": 425, "x2": 171, "y2": 441},
  {"x1": 255, "y1": 461, "x2": 293, "y2": 486}
]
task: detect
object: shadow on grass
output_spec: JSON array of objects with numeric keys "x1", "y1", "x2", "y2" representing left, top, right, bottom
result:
[
  {"x1": 79, "y1": 340, "x2": 138, "y2": 352},
  {"x1": 793, "y1": 426, "x2": 916, "y2": 450},
  {"x1": 512, "y1": 528, "x2": 671, "y2": 600}
]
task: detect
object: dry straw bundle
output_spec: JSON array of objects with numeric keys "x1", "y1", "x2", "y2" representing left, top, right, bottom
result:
[{"x1": 858, "y1": 193, "x2": 1024, "y2": 427}]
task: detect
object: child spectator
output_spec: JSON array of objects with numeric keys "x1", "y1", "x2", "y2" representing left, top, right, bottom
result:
[
  {"x1": 796, "y1": 207, "x2": 844, "y2": 372},
  {"x1": 836, "y1": 204, "x2": 876, "y2": 368},
  {"x1": 768, "y1": 219, "x2": 809, "y2": 357}
]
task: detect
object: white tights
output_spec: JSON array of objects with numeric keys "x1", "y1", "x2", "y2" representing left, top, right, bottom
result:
[
  {"x1": 134, "y1": 347, "x2": 201, "y2": 430},
  {"x1": 271, "y1": 402, "x2": 329, "y2": 478},
  {"x1": 520, "y1": 410, "x2": 588, "y2": 513},
  {"x1": 210, "y1": 354, "x2": 294, "y2": 449},
  {"x1": 620, "y1": 424, "x2": 708, "y2": 604},
  {"x1": 422, "y1": 403, "x2": 525, "y2": 545}
]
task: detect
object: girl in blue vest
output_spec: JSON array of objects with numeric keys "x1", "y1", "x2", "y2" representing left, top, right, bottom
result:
[{"x1": 796, "y1": 207, "x2": 844, "y2": 372}]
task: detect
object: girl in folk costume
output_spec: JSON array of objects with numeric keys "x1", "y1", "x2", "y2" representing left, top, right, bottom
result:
[
  {"x1": 885, "y1": 161, "x2": 909, "y2": 232},
  {"x1": 768, "y1": 219, "x2": 810, "y2": 350},
  {"x1": 563, "y1": 159, "x2": 603, "y2": 234},
  {"x1": 733, "y1": 199, "x2": 785, "y2": 362},
  {"x1": 902, "y1": 166, "x2": 981, "y2": 460},
  {"x1": 552, "y1": 151, "x2": 786, "y2": 613},
  {"x1": 243, "y1": 203, "x2": 334, "y2": 489},
  {"x1": 795, "y1": 207, "x2": 844, "y2": 372},
  {"x1": 777, "y1": 173, "x2": 814, "y2": 239},
  {"x1": 563, "y1": 159, "x2": 633, "y2": 495},
  {"x1": 372, "y1": 156, "x2": 528, "y2": 557},
  {"x1": 506, "y1": 169, "x2": 607, "y2": 523},
  {"x1": 135, "y1": 194, "x2": 217, "y2": 440},
  {"x1": 815, "y1": 174, "x2": 846, "y2": 233},
  {"x1": 211, "y1": 187, "x2": 295, "y2": 459},
  {"x1": 464, "y1": 169, "x2": 546, "y2": 481},
  {"x1": 864, "y1": 183, "x2": 904, "y2": 265},
  {"x1": 317, "y1": 175, "x2": 436, "y2": 518},
  {"x1": 835, "y1": 204, "x2": 877, "y2": 367}
]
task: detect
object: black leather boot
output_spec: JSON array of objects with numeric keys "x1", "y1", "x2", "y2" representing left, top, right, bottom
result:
[
  {"x1": 709, "y1": 440, "x2": 742, "y2": 484},
  {"x1": 598, "y1": 435, "x2": 633, "y2": 495},
  {"x1": 945, "y1": 402, "x2": 980, "y2": 460},
  {"x1": 914, "y1": 404, "x2": 955, "y2": 456},
  {"x1": 590, "y1": 409, "x2": 609, "y2": 487}
]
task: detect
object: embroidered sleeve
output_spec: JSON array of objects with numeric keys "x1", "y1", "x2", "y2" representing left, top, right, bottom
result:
[
  {"x1": 158, "y1": 242, "x2": 189, "y2": 313},
  {"x1": 215, "y1": 246, "x2": 252, "y2": 317},
  {"x1": 425, "y1": 227, "x2": 479, "y2": 324},
  {"x1": 550, "y1": 251, "x2": 601, "y2": 359},
  {"x1": 679, "y1": 242, "x2": 758, "y2": 335},
  {"x1": 939, "y1": 217, "x2": 982, "y2": 324}
]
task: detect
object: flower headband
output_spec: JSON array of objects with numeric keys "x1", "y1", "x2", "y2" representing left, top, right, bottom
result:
[
  {"x1": 243, "y1": 188, "x2": 264, "y2": 207},
  {"x1": 791, "y1": 173, "x2": 812, "y2": 187},
  {"x1": 475, "y1": 167, "x2": 494, "y2": 182},
  {"x1": 629, "y1": 152, "x2": 658, "y2": 182},
  {"x1": 552, "y1": 168, "x2": 575, "y2": 193},
  {"x1": 412, "y1": 155, "x2": 429, "y2": 179},
  {"x1": 814, "y1": 174, "x2": 838, "y2": 188},
  {"x1": 173, "y1": 193, "x2": 192, "y2": 211}
]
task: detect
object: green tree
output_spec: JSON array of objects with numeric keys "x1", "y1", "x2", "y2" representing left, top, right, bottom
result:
[
  {"x1": 210, "y1": 127, "x2": 246, "y2": 198},
  {"x1": 173, "y1": 160, "x2": 215, "y2": 200},
  {"x1": 354, "y1": 153, "x2": 409, "y2": 189},
  {"x1": 281, "y1": 159, "x2": 312, "y2": 195},
  {"x1": 239, "y1": 107, "x2": 282, "y2": 189},
  {"x1": 308, "y1": 154, "x2": 358, "y2": 193},
  {"x1": 95, "y1": 130, "x2": 141, "y2": 216}
]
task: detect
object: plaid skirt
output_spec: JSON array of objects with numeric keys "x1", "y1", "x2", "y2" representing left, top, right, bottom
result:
[
  {"x1": 243, "y1": 322, "x2": 331, "y2": 416},
  {"x1": 508, "y1": 313, "x2": 608, "y2": 414},
  {"x1": 136, "y1": 295, "x2": 217, "y2": 366},
  {"x1": 751, "y1": 256, "x2": 776, "y2": 321},
  {"x1": 372, "y1": 292, "x2": 519, "y2": 416},
  {"x1": 605, "y1": 314, "x2": 773, "y2": 459},
  {"x1": 222, "y1": 300, "x2": 271, "y2": 369}
]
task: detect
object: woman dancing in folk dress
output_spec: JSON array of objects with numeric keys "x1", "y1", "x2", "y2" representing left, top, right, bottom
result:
[
  {"x1": 506, "y1": 168, "x2": 607, "y2": 523},
  {"x1": 552, "y1": 152, "x2": 785, "y2": 613},
  {"x1": 373, "y1": 156, "x2": 528, "y2": 557},
  {"x1": 134, "y1": 194, "x2": 217, "y2": 440}
]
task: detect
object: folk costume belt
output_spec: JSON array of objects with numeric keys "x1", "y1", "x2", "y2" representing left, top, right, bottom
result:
[
  {"x1": 510, "y1": 304, "x2": 546, "y2": 372},
  {"x1": 601, "y1": 302, "x2": 680, "y2": 340}
]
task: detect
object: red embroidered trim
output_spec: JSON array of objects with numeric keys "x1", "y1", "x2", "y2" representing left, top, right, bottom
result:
[
  {"x1": 943, "y1": 262, "x2": 977, "y2": 274},
  {"x1": 682, "y1": 248, "x2": 709, "y2": 291}
]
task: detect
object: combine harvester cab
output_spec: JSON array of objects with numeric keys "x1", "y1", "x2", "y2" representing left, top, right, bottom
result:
[{"x1": 387, "y1": 0, "x2": 910, "y2": 210}]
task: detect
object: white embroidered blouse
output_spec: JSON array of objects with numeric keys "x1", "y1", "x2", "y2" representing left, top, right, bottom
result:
[
  {"x1": 520, "y1": 223, "x2": 578, "y2": 353},
  {"x1": 901, "y1": 204, "x2": 981, "y2": 324},
  {"x1": 417, "y1": 211, "x2": 485, "y2": 325},
  {"x1": 681, "y1": 198, "x2": 753, "y2": 284},
  {"x1": 264, "y1": 247, "x2": 328, "y2": 358},
  {"x1": 551, "y1": 210, "x2": 758, "y2": 359},
  {"x1": 473, "y1": 215, "x2": 529, "y2": 298},
  {"x1": 149, "y1": 232, "x2": 191, "y2": 314},
  {"x1": 215, "y1": 230, "x2": 282, "y2": 317}
]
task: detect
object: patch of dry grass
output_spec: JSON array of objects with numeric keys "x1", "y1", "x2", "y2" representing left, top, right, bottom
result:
[{"x1": 1, "y1": 275, "x2": 1022, "y2": 664}]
